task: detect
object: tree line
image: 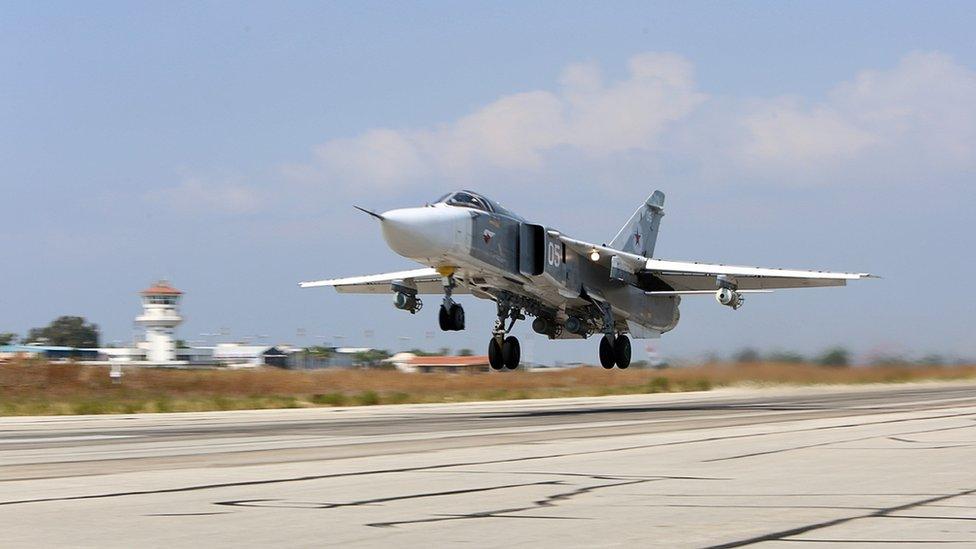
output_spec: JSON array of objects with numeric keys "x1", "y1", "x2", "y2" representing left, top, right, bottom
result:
[{"x1": 1, "y1": 316, "x2": 100, "y2": 348}]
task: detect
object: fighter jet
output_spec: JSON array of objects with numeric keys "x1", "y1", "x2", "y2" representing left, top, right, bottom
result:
[{"x1": 300, "y1": 190, "x2": 873, "y2": 370}]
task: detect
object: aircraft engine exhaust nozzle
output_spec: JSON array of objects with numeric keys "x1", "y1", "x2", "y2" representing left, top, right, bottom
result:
[
  {"x1": 532, "y1": 317, "x2": 551, "y2": 335},
  {"x1": 564, "y1": 317, "x2": 587, "y2": 335}
]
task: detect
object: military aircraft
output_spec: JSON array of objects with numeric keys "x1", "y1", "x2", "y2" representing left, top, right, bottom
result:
[{"x1": 300, "y1": 190, "x2": 873, "y2": 370}]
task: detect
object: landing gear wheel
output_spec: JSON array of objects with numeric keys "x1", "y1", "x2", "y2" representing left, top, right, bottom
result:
[
  {"x1": 599, "y1": 335, "x2": 615, "y2": 369},
  {"x1": 488, "y1": 337, "x2": 504, "y2": 371},
  {"x1": 438, "y1": 305, "x2": 451, "y2": 331},
  {"x1": 502, "y1": 336, "x2": 521, "y2": 370},
  {"x1": 449, "y1": 304, "x2": 465, "y2": 331},
  {"x1": 614, "y1": 335, "x2": 631, "y2": 369}
]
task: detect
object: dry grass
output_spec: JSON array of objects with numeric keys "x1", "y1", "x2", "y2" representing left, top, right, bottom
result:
[{"x1": 1, "y1": 358, "x2": 975, "y2": 416}]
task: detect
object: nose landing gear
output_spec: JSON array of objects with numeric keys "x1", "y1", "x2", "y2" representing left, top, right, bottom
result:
[{"x1": 438, "y1": 303, "x2": 465, "y2": 331}]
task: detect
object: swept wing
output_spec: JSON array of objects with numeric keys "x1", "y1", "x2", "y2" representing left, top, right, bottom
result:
[
  {"x1": 299, "y1": 268, "x2": 468, "y2": 295},
  {"x1": 559, "y1": 235, "x2": 873, "y2": 291}
]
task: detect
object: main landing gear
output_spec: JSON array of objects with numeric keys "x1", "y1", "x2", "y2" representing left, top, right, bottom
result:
[
  {"x1": 488, "y1": 299, "x2": 523, "y2": 371},
  {"x1": 599, "y1": 334, "x2": 631, "y2": 369},
  {"x1": 438, "y1": 274, "x2": 465, "y2": 331},
  {"x1": 594, "y1": 299, "x2": 630, "y2": 369}
]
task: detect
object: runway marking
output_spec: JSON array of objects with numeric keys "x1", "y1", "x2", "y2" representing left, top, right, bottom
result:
[{"x1": 0, "y1": 435, "x2": 140, "y2": 445}]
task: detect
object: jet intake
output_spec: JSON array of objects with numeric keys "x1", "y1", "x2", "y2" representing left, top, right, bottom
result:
[{"x1": 518, "y1": 223, "x2": 546, "y2": 276}]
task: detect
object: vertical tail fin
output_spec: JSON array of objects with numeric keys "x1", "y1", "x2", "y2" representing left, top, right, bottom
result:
[{"x1": 610, "y1": 190, "x2": 665, "y2": 258}]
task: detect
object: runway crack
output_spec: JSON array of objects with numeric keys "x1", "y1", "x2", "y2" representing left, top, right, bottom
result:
[
  {"x1": 366, "y1": 476, "x2": 658, "y2": 528},
  {"x1": 702, "y1": 423, "x2": 975, "y2": 462},
  {"x1": 213, "y1": 480, "x2": 563, "y2": 510},
  {"x1": 703, "y1": 487, "x2": 976, "y2": 548},
  {"x1": 3, "y1": 412, "x2": 972, "y2": 507}
]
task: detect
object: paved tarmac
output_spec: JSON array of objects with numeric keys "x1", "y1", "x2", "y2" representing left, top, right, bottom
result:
[{"x1": 1, "y1": 382, "x2": 975, "y2": 547}]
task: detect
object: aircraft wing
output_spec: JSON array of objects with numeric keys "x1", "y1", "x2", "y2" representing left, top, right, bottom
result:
[
  {"x1": 299, "y1": 268, "x2": 465, "y2": 294},
  {"x1": 643, "y1": 259, "x2": 874, "y2": 290},
  {"x1": 558, "y1": 235, "x2": 873, "y2": 291}
]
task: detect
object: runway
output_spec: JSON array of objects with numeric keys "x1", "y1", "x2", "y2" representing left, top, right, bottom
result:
[{"x1": 1, "y1": 382, "x2": 975, "y2": 547}]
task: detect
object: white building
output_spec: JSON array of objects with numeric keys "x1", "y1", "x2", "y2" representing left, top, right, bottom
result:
[
  {"x1": 80, "y1": 281, "x2": 292, "y2": 368},
  {"x1": 134, "y1": 281, "x2": 184, "y2": 364},
  {"x1": 211, "y1": 344, "x2": 288, "y2": 367}
]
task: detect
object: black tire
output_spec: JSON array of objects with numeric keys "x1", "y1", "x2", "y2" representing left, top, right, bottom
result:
[
  {"x1": 438, "y1": 305, "x2": 451, "y2": 331},
  {"x1": 488, "y1": 337, "x2": 504, "y2": 370},
  {"x1": 614, "y1": 335, "x2": 631, "y2": 369},
  {"x1": 599, "y1": 335, "x2": 615, "y2": 369},
  {"x1": 502, "y1": 336, "x2": 520, "y2": 370},
  {"x1": 449, "y1": 304, "x2": 465, "y2": 331}
]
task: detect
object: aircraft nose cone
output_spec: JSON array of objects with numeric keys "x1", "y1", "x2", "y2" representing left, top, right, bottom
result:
[{"x1": 380, "y1": 207, "x2": 467, "y2": 260}]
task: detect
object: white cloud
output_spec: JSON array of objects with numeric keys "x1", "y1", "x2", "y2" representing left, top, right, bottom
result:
[
  {"x1": 288, "y1": 52, "x2": 706, "y2": 189},
  {"x1": 738, "y1": 99, "x2": 878, "y2": 165},
  {"x1": 831, "y1": 52, "x2": 976, "y2": 167},
  {"x1": 733, "y1": 51, "x2": 976, "y2": 175},
  {"x1": 311, "y1": 129, "x2": 428, "y2": 185},
  {"x1": 148, "y1": 177, "x2": 263, "y2": 215},
  {"x1": 284, "y1": 51, "x2": 976, "y2": 197}
]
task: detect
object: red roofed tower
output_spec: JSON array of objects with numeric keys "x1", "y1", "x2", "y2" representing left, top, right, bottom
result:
[{"x1": 135, "y1": 280, "x2": 184, "y2": 363}]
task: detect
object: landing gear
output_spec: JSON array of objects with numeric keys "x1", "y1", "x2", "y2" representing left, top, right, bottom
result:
[
  {"x1": 599, "y1": 335, "x2": 615, "y2": 369},
  {"x1": 598, "y1": 334, "x2": 632, "y2": 369},
  {"x1": 489, "y1": 334, "x2": 521, "y2": 371},
  {"x1": 439, "y1": 303, "x2": 465, "y2": 331},
  {"x1": 614, "y1": 335, "x2": 631, "y2": 369},
  {"x1": 592, "y1": 300, "x2": 631, "y2": 369},
  {"x1": 488, "y1": 337, "x2": 504, "y2": 370},
  {"x1": 502, "y1": 336, "x2": 520, "y2": 370},
  {"x1": 488, "y1": 296, "x2": 523, "y2": 371},
  {"x1": 438, "y1": 274, "x2": 465, "y2": 331}
]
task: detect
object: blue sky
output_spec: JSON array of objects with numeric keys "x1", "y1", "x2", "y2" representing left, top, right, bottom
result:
[{"x1": 2, "y1": 2, "x2": 974, "y2": 362}]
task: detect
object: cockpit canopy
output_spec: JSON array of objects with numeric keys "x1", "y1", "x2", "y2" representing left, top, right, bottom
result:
[{"x1": 435, "y1": 190, "x2": 522, "y2": 220}]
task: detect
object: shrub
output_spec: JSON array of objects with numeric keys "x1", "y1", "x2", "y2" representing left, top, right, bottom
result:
[
  {"x1": 354, "y1": 390, "x2": 380, "y2": 406},
  {"x1": 311, "y1": 392, "x2": 346, "y2": 406},
  {"x1": 767, "y1": 351, "x2": 805, "y2": 363},
  {"x1": 73, "y1": 399, "x2": 109, "y2": 415},
  {"x1": 818, "y1": 347, "x2": 850, "y2": 367},
  {"x1": 385, "y1": 392, "x2": 410, "y2": 404},
  {"x1": 733, "y1": 348, "x2": 761, "y2": 363},
  {"x1": 647, "y1": 377, "x2": 671, "y2": 393}
]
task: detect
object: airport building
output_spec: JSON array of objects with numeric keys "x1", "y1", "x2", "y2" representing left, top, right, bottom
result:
[
  {"x1": 0, "y1": 280, "x2": 484, "y2": 371},
  {"x1": 0, "y1": 281, "x2": 284, "y2": 368},
  {"x1": 135, "y1": 281, "x2": 185, "y2": 363}
]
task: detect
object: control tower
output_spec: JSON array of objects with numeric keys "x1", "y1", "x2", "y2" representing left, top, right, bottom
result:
[{"x1": 135, "y1": 281, "x2": 184, "y2": 363}]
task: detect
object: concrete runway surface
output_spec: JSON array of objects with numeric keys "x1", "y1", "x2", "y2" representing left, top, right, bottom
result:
[{"x1": 1, "y1": 382, "x2": 975, "y2": 548}]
